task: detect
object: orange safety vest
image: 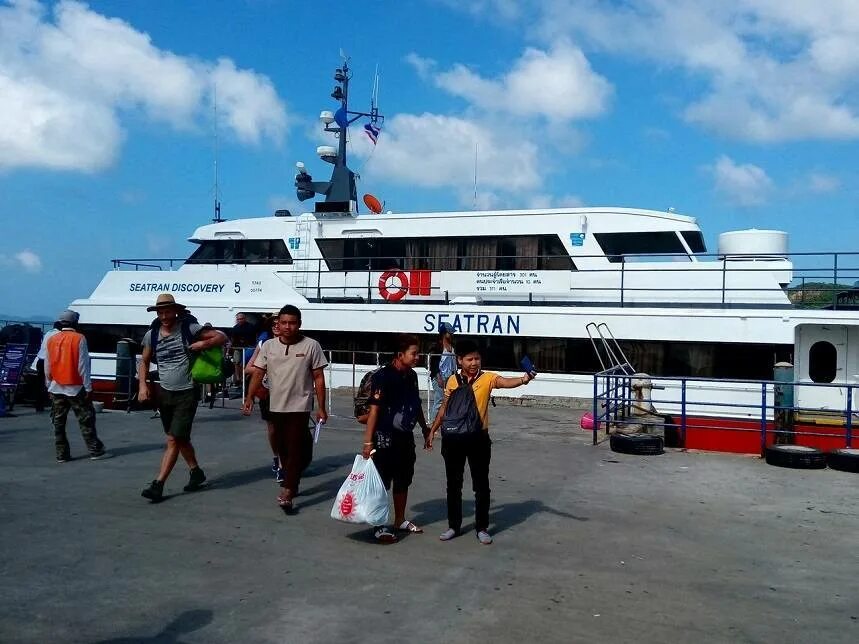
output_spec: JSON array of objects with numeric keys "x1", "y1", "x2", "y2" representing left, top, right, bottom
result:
[{"x1": 47, "y1": 331, "x2": 84, "y2": 386}]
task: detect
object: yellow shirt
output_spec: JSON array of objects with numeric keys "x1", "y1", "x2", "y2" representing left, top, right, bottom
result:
[{"x1": 444, "y1": 371, "x2": 499, "y2": 430}]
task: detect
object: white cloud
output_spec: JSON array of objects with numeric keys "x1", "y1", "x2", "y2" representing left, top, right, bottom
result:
[
  {"x1": 16, "y1": 250, "x2": 42, "y2": 272},
  {"x1": 807, "y1": 172, "x2": 841, "y2": 194},
  {"x1": 0, "y1": 0, "x2": 287, "y2": 172},
  {"x1": 357, "y1": 113, "x2": 542, "y2": 193},
  {"x1": 466, "y1": 0, "x2": 859, "y2": 142},
  {"x1": 711, "y1": 155, "x2": 774, "y2": 206},
  {"x1": 432, "y1": 41, "x2": 612, "y2": 121},
  {"x1": 404, "y1": 52, "x2": 436, "y2": 79},
  {"x1": 0, "y1": 249, "x2": 43, "y2": 272}
]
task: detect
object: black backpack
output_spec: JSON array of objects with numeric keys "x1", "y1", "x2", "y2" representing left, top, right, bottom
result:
[
  {"x1": 354, "y1": 367, "x2": 382, "y2": 423},
  {"x1": 440, "y1": 373, "x2": 483, "y2": 438},
  {"x1": 148, "y1": 314, "x2": 198, "y2": 362}
]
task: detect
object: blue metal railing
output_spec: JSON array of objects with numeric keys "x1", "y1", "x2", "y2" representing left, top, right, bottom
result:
[{"x1": 593, "y1": 370, "x2": 857, "y2": 454}]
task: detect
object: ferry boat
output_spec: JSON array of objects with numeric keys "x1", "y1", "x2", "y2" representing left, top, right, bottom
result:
[{"x1": 69, "y1": 60, "x2": 859, "y2": 412}]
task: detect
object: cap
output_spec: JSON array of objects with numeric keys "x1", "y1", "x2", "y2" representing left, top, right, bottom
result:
[
  {"x1": 56, "y1": 309, "x2": 80, "y2": 325},
  {"x1": 439, "y1": 322, "x2": 455, "y2": 335}
]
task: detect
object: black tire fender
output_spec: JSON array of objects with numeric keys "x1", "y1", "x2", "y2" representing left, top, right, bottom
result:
[
  {"x1": 609, "y1": 433, "x2": 664, "y2": 456},
  {"x1": 764, "y1": 445, "x2": 827, "y2": 469},
  {"x1": 826, "y1": 448, "x2": 859, "y2": 473}
]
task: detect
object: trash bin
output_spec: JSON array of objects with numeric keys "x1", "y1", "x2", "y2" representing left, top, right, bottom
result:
[{"x1": 115, "y1": 339, "x2": 138, "y2": 408}]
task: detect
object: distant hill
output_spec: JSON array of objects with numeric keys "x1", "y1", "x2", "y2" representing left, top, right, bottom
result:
[
  {"x1": 0, "y1": 313, "x2": 53, "y2": 325},
  {"x1": 787, "y1": 282, "x2": 856, "y2": 308}
]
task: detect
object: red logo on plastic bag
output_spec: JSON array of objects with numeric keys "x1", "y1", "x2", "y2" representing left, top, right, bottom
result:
[
  {"x1": 339, "y1": 492, "x2": 355, "y2": 517},
  {"x1": 348, "y1": 472, "x2": 365, "y2": 482}
]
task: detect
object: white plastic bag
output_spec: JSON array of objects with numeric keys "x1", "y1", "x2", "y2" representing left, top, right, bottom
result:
[{"x1": 330, "y1": 455, "x2": 391, "y2": 526}]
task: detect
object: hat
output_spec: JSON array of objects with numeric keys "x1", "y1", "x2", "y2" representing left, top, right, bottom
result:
[
  {"x1": 56, "y1": 309, "x2": 80, "y2": 325},
  {"x1": 146, "y1": 293, "x2": 186, "y2": 312},
  {"x1": 439, "y1": 322, "x2": 455, "y2": 335}
]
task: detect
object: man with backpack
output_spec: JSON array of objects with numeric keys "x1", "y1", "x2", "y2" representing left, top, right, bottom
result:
[
  {"x1": 426, "y1": 340, "x2": 536, "y2": 545},
  {"x1": 360, "y1": 334, "x2": 431, "y2": 543},
  {"x1": 137, "y1": 293, "x2": 227, "y2": 502}
]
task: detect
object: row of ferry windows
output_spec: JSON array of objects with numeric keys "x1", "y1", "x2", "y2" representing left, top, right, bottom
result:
[
  {"x1": 316, "y1": 235, "x2": 574, "y2": 271},
  {"x1": 184, "y1": 231, "x2": 708, "y2": 269},
  {"x1": 187, "y1": 239, "x2": 293, "y2": 264}
]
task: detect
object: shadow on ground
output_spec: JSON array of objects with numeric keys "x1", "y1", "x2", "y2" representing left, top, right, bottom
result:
[{"x1": 93, "y1": 608, "x2": 213, "y2": 643}]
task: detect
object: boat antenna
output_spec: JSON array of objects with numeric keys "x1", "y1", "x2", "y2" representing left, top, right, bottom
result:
[
  {"x1": 212, "y1": 83, "x2": 223, "y2": 223},
  {"x1": 473, "y1": 142, "x2": 479, "y2": 211},
  {"x1": 294, "y1": 56, "x2": 385, "y2": 214}
]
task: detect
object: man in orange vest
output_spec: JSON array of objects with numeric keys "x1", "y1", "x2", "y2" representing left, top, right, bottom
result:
[{"x1": 44, "y1": 310, "x2": 108, "y2": 463}]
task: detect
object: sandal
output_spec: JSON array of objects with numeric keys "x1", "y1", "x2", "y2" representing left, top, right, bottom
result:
[
  {"x1": 398, "y1": 520, "x2": 424, "y2": 534},
  {"x1": 374, "y1": 527, "x2": 398, "y2": 543},
  {"x1": 277, "y1": 491, "x2": 294, "y2": 511}
]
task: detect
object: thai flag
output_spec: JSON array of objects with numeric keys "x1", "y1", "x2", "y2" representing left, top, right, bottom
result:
[{"x1": 364, "y1": 122, "x2": 380, "y2": 145}]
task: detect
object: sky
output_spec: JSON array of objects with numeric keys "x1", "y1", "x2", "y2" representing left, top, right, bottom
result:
[{"x1": 1, "y1": 0, "x2": 859, "y2": 317}]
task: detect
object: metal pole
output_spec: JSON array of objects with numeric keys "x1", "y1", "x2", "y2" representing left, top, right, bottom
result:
[
  {"x1": 326, "y1": 350, "x2": 333, "y2": 416},
  {"x1": 127, "y1": 356, "x2": 133, "y2": 413},
  {"x1": 425, "y1": 351, "x2": 432, "y2": 419},
  {"x1": 721, "y1": 260, "x2": 727, "y2": 305},
  {"x1": 620, "y1": 261, "x2": 625, "y2": 308},
  {"x1": 760, "y1": 382, "x2": 767, "y2": 457},
  {"x1": 833, "y1": 253, "x2": 839, "y2": 310},
  {"x1": 680, "y1": 379, "x2": 687, "y2": 446},
  {"x1": 592, "y1": 372, "x2": 598, "y2": 445},
  {"x1": 846, "y1": 385, "x2": 853, "y2": 448}
]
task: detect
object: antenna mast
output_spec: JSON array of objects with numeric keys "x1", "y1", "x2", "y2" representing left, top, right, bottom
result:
[
  {"x1": 473, "y1": 142, "x2": 479, "y2": 210},
  {"x1": 212, "y1": 84, "x2": 223, "y2": 223}
]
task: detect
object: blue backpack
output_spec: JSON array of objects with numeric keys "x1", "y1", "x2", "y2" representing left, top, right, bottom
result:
[{"x1": 440, "y1": 373, "x2": 483, "y2": 438}]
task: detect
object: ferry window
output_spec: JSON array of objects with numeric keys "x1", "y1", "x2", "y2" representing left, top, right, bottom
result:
[
  {"x1": 681, "y1": 231, "x2": 707, "y2": 253},
  {"x1": 317, "y1": 234, "x2": 575, "y2": 271},
  {"x1": 243, "y1": 240, "x2": 271, "y2": 263},
  {"x1": 808, "y1": 341, "x2": 837, "y2": 383},
  {"x1": 316, "y1": 239, "x2": 345, "y2": 270},
  {"x1": 594, "y1": 232, "x2": 688, "y2": 263},
  {"x1": 186, "y1": 239, "x2": 292, "y2": 264}
]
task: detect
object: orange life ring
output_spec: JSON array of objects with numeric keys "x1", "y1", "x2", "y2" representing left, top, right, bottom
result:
[{"x1": 378, "y1": 270, "x2": 408, "y2": 301}]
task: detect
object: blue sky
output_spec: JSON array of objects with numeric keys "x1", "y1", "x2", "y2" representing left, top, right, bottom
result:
[{"x1": 2, "y1": 0, "x2": 858, "y2": 317}]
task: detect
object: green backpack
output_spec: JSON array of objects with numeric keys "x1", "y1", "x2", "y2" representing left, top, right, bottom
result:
[
  {"x1": 149, "y1": 316, "x2": 225, "y2": 385},
  {"x1": 191, "y1": 346, "x2": 226, "y2": 384}
]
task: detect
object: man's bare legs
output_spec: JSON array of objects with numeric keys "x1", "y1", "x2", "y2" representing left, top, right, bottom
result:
[{"x1": 156, "y1": 435, "x2": 199, "y2": 482}]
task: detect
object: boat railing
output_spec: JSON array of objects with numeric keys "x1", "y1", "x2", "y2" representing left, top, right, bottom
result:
[
  {"x1": 593, "y1": 369, "x2": 856, "y2": 455},
  {"x1": 108, "y1": 251, "x2": 859, "y2": 309}
]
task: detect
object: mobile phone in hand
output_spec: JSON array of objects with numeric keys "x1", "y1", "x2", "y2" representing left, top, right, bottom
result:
[{"x1": 520, "y1": 355, "x2": 537, "y2": 374}]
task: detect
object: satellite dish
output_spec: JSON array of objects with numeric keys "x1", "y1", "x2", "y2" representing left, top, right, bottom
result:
[{"x1": 363, "y1": 193, "x2": 383, "y2": 214}]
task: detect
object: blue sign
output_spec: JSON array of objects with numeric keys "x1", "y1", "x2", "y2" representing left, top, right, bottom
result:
[
  {"x1": 288, "y1": 237, "x2": 301, "y2": 250},
  {"x1": 0, "y1": 344, "x2": 27, "y2": 391},
  {"x1": 570, "y1": 233, "x2": 585, "y2": 247}
]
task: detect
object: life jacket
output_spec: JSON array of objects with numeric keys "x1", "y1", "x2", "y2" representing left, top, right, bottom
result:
[{"x1": 47, "y1": 331, "x2": 84, "y2": 386}]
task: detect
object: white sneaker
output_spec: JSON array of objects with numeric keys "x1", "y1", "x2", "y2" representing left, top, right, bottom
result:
[{"x1": 476, "y1": 530, "x2": 493, "y2": 545}]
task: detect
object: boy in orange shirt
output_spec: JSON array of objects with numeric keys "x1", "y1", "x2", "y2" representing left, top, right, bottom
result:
[{"x1": 426, "y1": 340, "x2": 535, "y2": 544}]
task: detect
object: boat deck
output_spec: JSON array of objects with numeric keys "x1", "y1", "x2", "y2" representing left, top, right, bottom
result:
[{"x1": 1, "y1": 393, "x2": 857, "y2": 643}]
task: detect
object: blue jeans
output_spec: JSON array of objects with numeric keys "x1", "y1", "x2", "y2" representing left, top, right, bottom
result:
[{"x1": 429, "y1": 377, "x2": 445, "y2": 423}]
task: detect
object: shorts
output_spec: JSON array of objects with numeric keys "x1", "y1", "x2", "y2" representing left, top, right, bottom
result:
[
  {"x1": 232, "y1": 348, "x2": 254, "y2": 367},
  {"x1": 259, "y1": 396, "x2": 271, "y2": 422},
  {"x1": 159, "y1": 387, "x2": 199, "y2": 441},
  {"x1": 373, "y1": 431, "x2": 416, "y2": 493}
]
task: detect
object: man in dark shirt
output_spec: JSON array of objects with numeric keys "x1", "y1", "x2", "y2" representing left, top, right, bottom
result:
[
  {"x1": 231, "y1": 313, "x2": 257, "y2": 385},
  {"x1": 361, "y1": 334, "x2": 430, "y2": 543}
]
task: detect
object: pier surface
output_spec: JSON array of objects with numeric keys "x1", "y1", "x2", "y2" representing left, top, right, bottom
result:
[{"x1": 1, "y1": 393, "x2": 857, "y2": 643}]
